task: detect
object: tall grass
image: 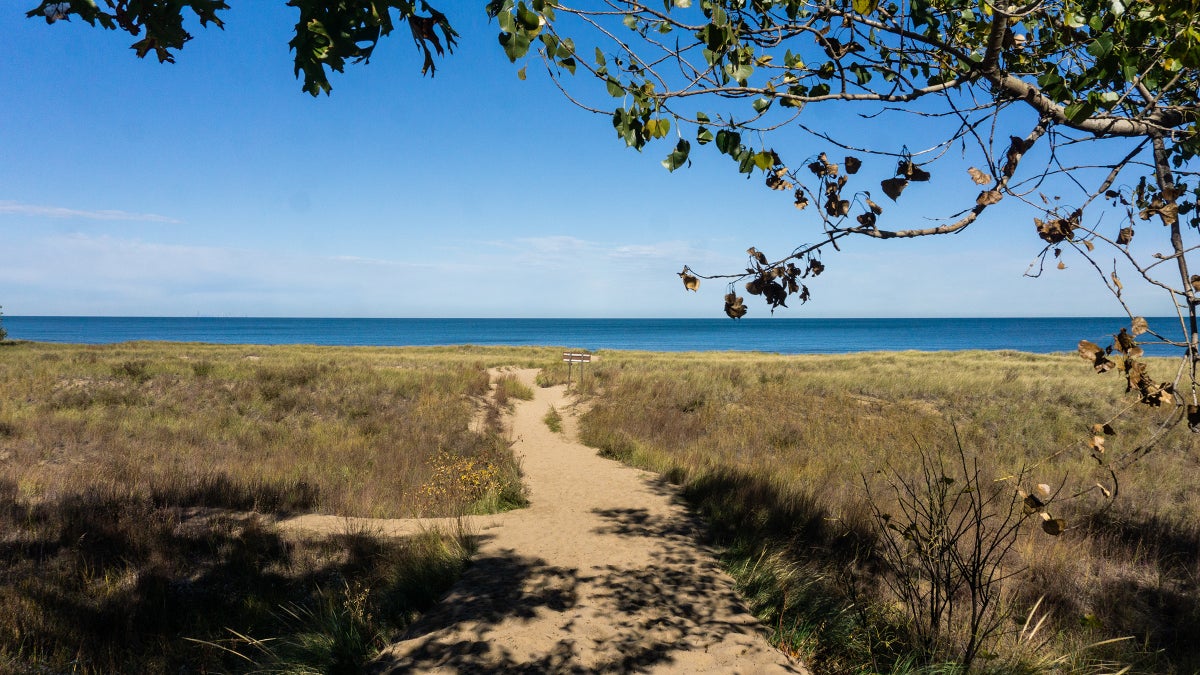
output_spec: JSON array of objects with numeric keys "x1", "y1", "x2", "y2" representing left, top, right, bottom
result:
[
  {"x1": 578, "y1": 349, "x2": 1200, "y2": 673},
  {"x1": 0, "y1": 342, "x2": 560, "y2": 673},
  {"x1": 0, "y1": 342, "x2": 552, "y2": 517}
]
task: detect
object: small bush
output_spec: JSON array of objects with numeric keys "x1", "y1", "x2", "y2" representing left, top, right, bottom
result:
[{"x1": 543, "y1": 406, "x2": 563, "y2": 433}]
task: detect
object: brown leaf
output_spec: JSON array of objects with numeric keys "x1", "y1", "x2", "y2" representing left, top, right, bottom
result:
[
  {"x1": 1131, "y1": 316, "x2": 1148, "y2": 336},
  {"x1": 1116, "y1": 227, "x2": 1134, "y2": 245},
  {"x1": 1091, "y1": 435, "x2": 1106, "y2": 454},
  {"x1": 745, "y1": 277, "x2": 764, "y2": 295},
  {"x1": 724, "y1": 292, "x2": 747, "y2": 319},
  {"x1": 766, "y1": 172, "x2": 794, "y2": 191},
  {"x1": 881, "y1": 177, "x2": 908, "y2": 201},
  {"x1": 1083, "y1": 239, "x2": 1095, "y2": 251},
  {"x1": 1110, "y1": 271, "x2": 1123, "y2": 294},
  {"x1": 897, "y1": 160, "x2": 931, "y2": 181},
  {"x1": 1036, "y1": 483, "x2": 1052, "y2": 498},
  {"x1": 844, "y1": 156, "x2": 862, "y2": 174},
  {"x1": 1057, "y1": 261, "x2": 1066, "y2": 270},
  {"x1": 976, "y1": 190, "x2": 1002, "y2": 206},
  {"x1": 865, "y1": 197, "x2": 883, "y2": 215},
  {"x1": 1191, "y1": 275, "x2": 1200, "y2": 293},
  {"x1": 1041, "y1": 517, "x2": 1066, "y2": 536},
  {"x1": 1091, "y1": 423, "x2": 1105, "y2": 436},
  {"x1": 967, "y1": 167, "x2": 992, "y2": 185},
  {"x1": 1023, "y1": 494, "x2": 1045, "y2": 513},
  {"x1": 1078, "y1": 340, "x2": 1104, "y2": 360},
  {"x1": 857, "y1": 212, "x2": 877, "y2": 228},
  {"x1": 678, "y1": 268, "x2": 700, "y2": 292},
  {"x1": 1115, "y1": 327, "x2": 1137, "y2": 355},
  {"x1": 793, "y1": 189, "x2": 809, "y2": 210},
  {"x1": 1078, "y1": 339, "x2": 1116, "y2": 373}
]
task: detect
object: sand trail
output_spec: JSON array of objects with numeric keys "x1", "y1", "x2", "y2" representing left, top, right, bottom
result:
[{"x1": 356, "y1": 368, "x2": 805, "y2": 674}]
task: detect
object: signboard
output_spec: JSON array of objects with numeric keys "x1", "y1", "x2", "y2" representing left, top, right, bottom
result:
[{"x1": 562, "y1": 351, "x2": 593, "y2": 389}]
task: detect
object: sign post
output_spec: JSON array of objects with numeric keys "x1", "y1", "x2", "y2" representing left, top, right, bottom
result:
[{"x1": 562, "y1": 351, "x2": 592, "y2": 391}]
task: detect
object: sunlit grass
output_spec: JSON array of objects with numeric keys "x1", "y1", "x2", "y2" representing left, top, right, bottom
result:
[
  {"x1": 0, "y1": 341, "x2": 560, "y2": 673},
  {"x1": 579, "y1": 349, "x2": 1200, "y2": 673}
]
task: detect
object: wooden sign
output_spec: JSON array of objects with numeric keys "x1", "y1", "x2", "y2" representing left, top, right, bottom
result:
[{"x1": 562, "y1": 352, "x2": 592, "y2": 363}]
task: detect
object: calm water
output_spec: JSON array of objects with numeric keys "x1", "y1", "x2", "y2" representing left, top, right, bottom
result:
[{"x1": 1, "y1": 316, "x2": 1180, "y2": 355}]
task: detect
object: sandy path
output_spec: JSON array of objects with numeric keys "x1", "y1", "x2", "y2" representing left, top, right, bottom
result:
[{"x1": 366, "y1": 369, "x2": 806, "y2": 674}]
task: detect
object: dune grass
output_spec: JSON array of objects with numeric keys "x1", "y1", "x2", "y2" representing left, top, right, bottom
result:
[
  {"x1": 577, "y1": 349, "x2": 1200, "y2": 673},
  {"x1": 0, "y1": 341, "x2": 559, "y2": 673}
]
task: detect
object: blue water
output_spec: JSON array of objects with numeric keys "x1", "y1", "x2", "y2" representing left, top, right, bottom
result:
[{"x1": 1, "y1": 316, "x2": 1182, "y2": 355}]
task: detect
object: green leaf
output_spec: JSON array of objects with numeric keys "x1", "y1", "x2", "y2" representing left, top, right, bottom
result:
[
  {"x1": 595, "y1": 47, "x2": 606, "y2": 66},
  {"x1": 852, "y1": 0, "x2": 878, "y2": 14},
  {"x1": 752, "y1": 151, "x2": 774, "y2": 170},
  {"x1": 752, "y1": 97, "x2": 772, "y2": 113},
  {"x1": 696, "y1": 127, "x2": 714, "y2": 144},
  {"x1": 516, "y1": 2, "x2": 541, "y2": 31},
  {"x1": 607, "y1": 78, "x2": 625, "y2": 97},
  {"x1": 623, "y1": 14, "x2": 637, "y2": 30},
  {"x1": 662, "y1": 139, "x2": 691, "y2": 171},
  {"x1": 696, "y1": 111, "x2": 710, "y2": 123},
  {"x1": 517, "y1": 65, "x2": 526, "y2": 80},
  {"x1": 715, "y1": 129, "x2": 741, "y2": 155},
  {"x1": 1087, "y1": 34, "x2": 1113, "y2": 59},
  {"x1": 1064, "y1": 100, "x2": 1096, "y2": 122}
]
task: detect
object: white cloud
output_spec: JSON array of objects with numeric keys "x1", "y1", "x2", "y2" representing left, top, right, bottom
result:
[{"x1": 0, "y1": 200, "x2": 181, "y2": 224}]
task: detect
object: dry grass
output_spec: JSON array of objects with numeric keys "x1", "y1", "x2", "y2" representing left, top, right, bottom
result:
[
  {"x1": 0, "y1": 341, "x2": 561, "y2": 673},
  {"x1": 0, "y1": 342, "x2": 554, "y2": 518},
  {"x1": 578, "y1": 349, "x2": 1200, "y2": 673}
]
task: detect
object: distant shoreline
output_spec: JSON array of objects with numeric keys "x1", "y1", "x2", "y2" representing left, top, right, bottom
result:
[{"x1": 1, "y1": 316, "x2": 1179, "y2": 355}]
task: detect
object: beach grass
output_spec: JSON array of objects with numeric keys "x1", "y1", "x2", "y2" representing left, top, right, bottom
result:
[
  {"x1": 577, "y1": 349, "x2": 1200, "y2": 673},
  {"x1": 0, "y1": 341, "x2": 557, "y2": 673}
]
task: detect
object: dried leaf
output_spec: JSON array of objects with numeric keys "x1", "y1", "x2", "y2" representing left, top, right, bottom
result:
[
  {"x1": 1191, "y1": 275, "x2": 1200, "y2": 293},
  {"x1": 1116, "y1": 227, "x2": 1134, "y2": 245},
  {"x1": 678, "y1": 268, "x2": 700, "y2": 292},
  {"x1": 1131, "y1": 316, "x2": 1148, "y2": 336},
  {"x1": 1188, "y1": 404, "x2": 1200, "y2": 433},
  {"x1": 1083, "y1": 239, "x2": 1095, "y2": 251},
  {"x1": 1091, "y1": 435, "x2": 1106, "y2": 454},
  {"x1": 1096, "y1": 482, "x2": 1112, "y2": 499},
  {"x1": 845, "y1": 156, "x2": 862, "y2": 174},
  {"x1": 1036, "y1": 483, "x2": 1052, "y2": 497},
  {"x1": 748, "y1": 247, "x2": 769, "y2": 265},
  {"x1": 1111, "y1": 271, "x2": 1123, "y2": 294},
  {"x1": 976, "y1": 190, "x2": 1002, "y2": 206},
  {"x1": 881, "y1": 177, "x2": 908, "y2": 201},
  {"x1": 724, "y1": 292, "x2": 747, "y2": 319},
  {"x1": 865, "y1": 197, "x2": 883, "y2": 215},
  {"x1": 793, "y1": 189, "x2": 809, "y2": 210},
  {"x1": 1057, "y1": 261, "x2": 1066, "y2": 270},
  {"x1": 1041, "y1": 517, "x2": 1066, "y2": 536},
  {"x1": 766, "y1": 172, "x2": 794, "y2": 191},
  {"x1": 1023, "y1": 494, "x2": 1045, "y2": 513},
  {"x1": 967, "y1": 167, "x2": 992, "y2": 185},
  {"x1": 1078, "y1": 339, "x2": 1116, "y2": 373}
]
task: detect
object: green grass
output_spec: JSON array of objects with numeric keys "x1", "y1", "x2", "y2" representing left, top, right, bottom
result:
[
  {"x1": 577, "y1": 349, "x2": 1200, "y2": 673},
  {"x1": 544, "y1": 406, "x2": 563, "y2": 433}
]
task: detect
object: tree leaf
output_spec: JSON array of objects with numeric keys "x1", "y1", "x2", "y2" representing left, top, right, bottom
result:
[
  {"x1": 881, "y1": 177, "x2": 908, "y2": 200},
  {"x1": 967, "y1": 167, "x2": 992, "y2": 185},
  {"x1": 845, "y1": 156, "x2": 862, "y2": 174},
  {"x1": 977, "y1": 190, "x2": 1002, "y2": 206},
  {"x1": 1041, "y1": 517, "x2": 1066, "y2": 536},
  {"x1": 1131, "y1": 316, "x2": 1149, "y2": 336},
  {"x1": 678, "y1": 267, "x2": 699, "y2": 291}
]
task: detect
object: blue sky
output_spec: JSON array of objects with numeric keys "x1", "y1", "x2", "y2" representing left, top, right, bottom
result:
[{"x1": 0, "y1": 4, "x2": 1175, "y2": 318}]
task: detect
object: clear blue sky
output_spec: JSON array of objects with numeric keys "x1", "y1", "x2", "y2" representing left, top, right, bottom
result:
[{"x1": 0, "y1": 4, "x2": 1172, "y2": 318}]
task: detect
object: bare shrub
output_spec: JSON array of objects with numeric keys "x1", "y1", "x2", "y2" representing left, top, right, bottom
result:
[{"x1": 864, "y1": 435, "x2": 1033, "y2": 670}]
